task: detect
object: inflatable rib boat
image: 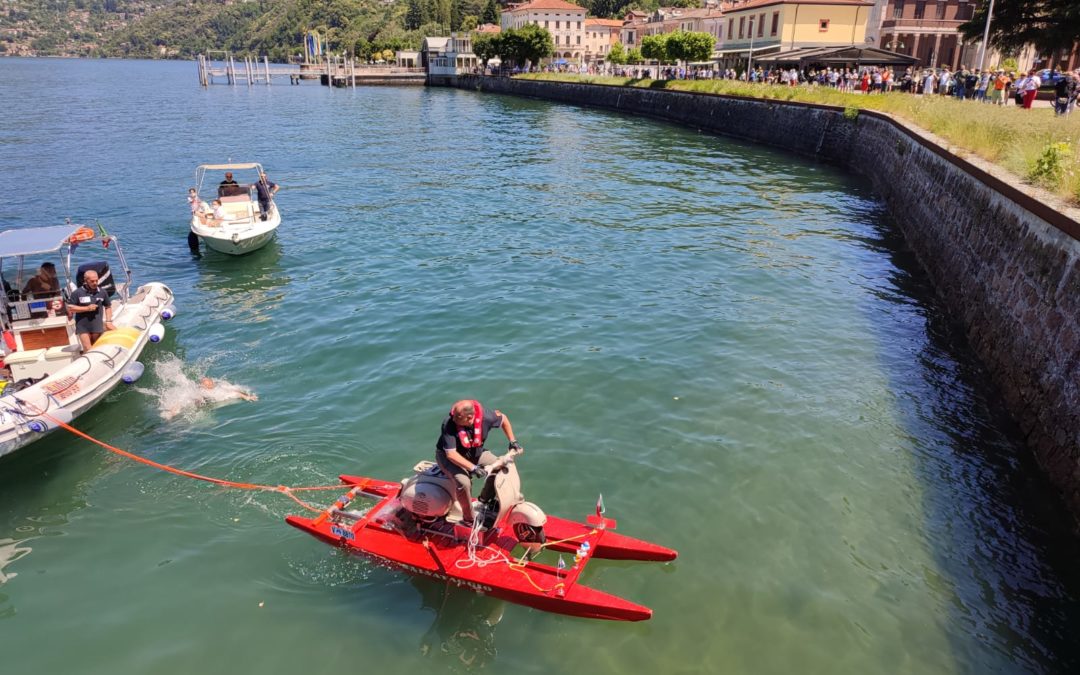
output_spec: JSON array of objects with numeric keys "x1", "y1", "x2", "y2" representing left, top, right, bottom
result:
[{"x1": 0, "y1": 223, "x2": 175, "y2": 458}]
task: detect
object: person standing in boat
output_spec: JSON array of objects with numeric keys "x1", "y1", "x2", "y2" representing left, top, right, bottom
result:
[
  {"x1": 436, "y1": 400, "x2": 522, "y2": 525},
  {"x1": 67, "y1": 270, "x2": 114, "y2": 351},
  {"x1": 218, "y1": 171, "x2": 240, "y2": 197},
  {"x1": 254, "y1": 172, "x2": 279, "y2": 221}
]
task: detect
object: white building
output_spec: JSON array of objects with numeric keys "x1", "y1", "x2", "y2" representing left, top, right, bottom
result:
[
  {"x1": 424, "y1": 34, "x2": 478, "y2": 77},
  {"x1": 502, "y1": 0, "x2": 588, "y2": 63}
]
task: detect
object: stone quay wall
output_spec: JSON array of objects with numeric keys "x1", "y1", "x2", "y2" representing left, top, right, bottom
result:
[{"x1": 449, "y1": 75, "x2": 1080, "y2": 520}]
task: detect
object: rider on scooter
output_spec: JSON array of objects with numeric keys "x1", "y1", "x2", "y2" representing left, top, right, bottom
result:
[{"x1": 436, "y1": 399, "x2": 522, "y2": 525}]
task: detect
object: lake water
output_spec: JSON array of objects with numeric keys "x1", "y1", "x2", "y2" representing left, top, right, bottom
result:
[{"x1": 0, "y1": 58, "x2": 1077, "y2": 674}]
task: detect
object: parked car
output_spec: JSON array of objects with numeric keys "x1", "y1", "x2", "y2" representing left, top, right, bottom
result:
[{"x1": 1036, "y1": 69, "x2": 1067, "y2": 89}]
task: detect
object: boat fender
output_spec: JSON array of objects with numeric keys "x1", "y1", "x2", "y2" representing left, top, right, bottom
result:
[
  {"x1": 148, "y1": 323, "x2": 165, "y2": 343},
  {"x1": 27, "y1": 408, "x2": 73, "y2": 433},
  {"x1": 121, "y1": 361, "x2": 145, "y2": 384},
  {"x1": 160, "y1": 304, "x2": 177, "y2": 321}
]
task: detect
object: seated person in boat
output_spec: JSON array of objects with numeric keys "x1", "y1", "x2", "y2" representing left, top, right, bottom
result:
[
  {"x1": 21, "y1": 262, "x2": 60, "y2": 298},
  {"x1": 188, "y1": 188, "x2": 209, "y2": 223},
  {"x1": 218, "y1": 172, "x2": 241, "y2": 197},
  {"x1": 209, "y1": 199, "x2": 231, "y2": 226},
  {"x1": 67, "y1": 269, "x2": 114, "y2": 351},
  {"x1": 436, "y1": 400, "x2": 521, "y2": 525}
]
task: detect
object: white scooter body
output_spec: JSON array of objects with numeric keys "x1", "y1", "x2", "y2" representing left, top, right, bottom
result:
[{"x1": 399, "y1": 449, "x2": 546, "y2": 540}]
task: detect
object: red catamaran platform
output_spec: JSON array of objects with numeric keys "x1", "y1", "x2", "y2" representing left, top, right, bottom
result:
[{"x1": 287, "y1": 474, "x2": 677, "y2": 621}]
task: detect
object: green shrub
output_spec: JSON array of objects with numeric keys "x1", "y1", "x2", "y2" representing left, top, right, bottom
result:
[{"x1": 1028, "y1": 142, "x2": 1073, "y2": 186}]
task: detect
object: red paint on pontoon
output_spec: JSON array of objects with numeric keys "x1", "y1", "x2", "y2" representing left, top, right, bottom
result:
[{"x1": 286, "y1": 474, "x2": 676, "y2": 621}]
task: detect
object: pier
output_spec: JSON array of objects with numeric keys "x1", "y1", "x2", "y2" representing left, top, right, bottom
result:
[{"x1": 197, "y1": 51, "x2": 425, "y2": 87}]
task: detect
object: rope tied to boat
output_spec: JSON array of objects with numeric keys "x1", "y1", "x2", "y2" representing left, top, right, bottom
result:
[
  {"x1": 11, "y1": 399, "x2": 345, "y2": 512},
  {"x1": 454, "y1": 518, "x2": 595, "y2": 594}
]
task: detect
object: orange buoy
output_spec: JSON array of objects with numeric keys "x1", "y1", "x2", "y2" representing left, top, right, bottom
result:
[{"x1": 69, "y1": 226, "x2": 95, "y2": 243}]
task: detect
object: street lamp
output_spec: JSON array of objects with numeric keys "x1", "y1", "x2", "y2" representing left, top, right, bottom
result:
[{"x1": 747, "y1": 16, "x2": 756, "y2": 80}]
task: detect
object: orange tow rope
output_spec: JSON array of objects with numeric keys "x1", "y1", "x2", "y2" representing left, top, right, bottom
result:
[{"x1": 20, "y1": 403, "x2": 344, "y2": 513}]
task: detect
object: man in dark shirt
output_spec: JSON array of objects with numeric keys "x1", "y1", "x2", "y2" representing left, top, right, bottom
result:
[
  {"x1": 1054, "y1": 72, "x2": 1078, "y2": 116},
  {"x1": 254, "y1": 172, "x2": 279, "y2": 221},
  {"x1": 68, "y1": 270, "x2": 113, "y2": 351},
  {"x1": 218, "y1": 171, "x2": 240, "y2": 197},
  {"x1": 436, "y1": 400, "x2": 521, "y2": 524}
]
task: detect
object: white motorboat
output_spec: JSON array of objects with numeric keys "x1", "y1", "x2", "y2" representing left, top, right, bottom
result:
[
  {"x1": 0, "y1": 223, "x2": 176, "y2": 459},
  {"x1": 189, "y1": 162, "x2": 281, "y2": 255}
]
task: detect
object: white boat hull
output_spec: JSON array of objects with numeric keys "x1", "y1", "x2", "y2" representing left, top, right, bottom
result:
[
  {"x1": 191, "y1": 205, "x2": 280, "y2": 256},
  {"x1": 0, "y1": 282, "x2": 174, "y2": 459}
]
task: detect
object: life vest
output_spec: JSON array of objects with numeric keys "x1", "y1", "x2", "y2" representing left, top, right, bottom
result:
[{"x1": 454, "y1": 400, "x2": 485, "y2": 449}]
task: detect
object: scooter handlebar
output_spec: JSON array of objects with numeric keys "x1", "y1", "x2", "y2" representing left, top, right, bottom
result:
[{"x1": 486, "y1": 447, "x2": 524, "y2": 474}]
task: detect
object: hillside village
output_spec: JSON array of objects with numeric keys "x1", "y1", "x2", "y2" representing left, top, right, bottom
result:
[{"x1": 1, "y1": 0, "x2": 1077, "y2": 73}]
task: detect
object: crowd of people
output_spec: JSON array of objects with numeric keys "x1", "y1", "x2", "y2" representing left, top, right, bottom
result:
[{"x1": 478, "y1": 61, "x2": 1080, "y2": 115}]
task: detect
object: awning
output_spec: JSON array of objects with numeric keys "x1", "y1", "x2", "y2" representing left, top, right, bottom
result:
[
  {"x1": 754, "y1": 46, "x2": 918, "y2": 66},
  {"x1": 197, "y1": 163, "x2": 262, "y2": 171},
  {"x1": 0, "y1": 225, "x2": 82, "y2": 257},
  {"x1": 713, "y1": 45, "x2": 781, "y2": 57}
]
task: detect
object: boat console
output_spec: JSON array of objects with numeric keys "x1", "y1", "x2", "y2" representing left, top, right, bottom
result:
[{"x1": 4, "y1": 300, "x2": 78, "y2": 382}]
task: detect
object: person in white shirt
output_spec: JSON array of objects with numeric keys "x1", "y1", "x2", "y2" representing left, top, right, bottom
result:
[{"x1": 1021, "y1": 69, "x2": 1042, "y2": 109}]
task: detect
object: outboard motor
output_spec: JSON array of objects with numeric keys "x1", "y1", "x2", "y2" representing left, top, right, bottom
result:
[{"x1": 76, "y1": 261, "x2": 116, "y2": 296}]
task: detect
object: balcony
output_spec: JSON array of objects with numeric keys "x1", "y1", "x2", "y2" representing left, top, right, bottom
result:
[{"x1": 881, "y1": 18, "x2": 964, "y2": 32}]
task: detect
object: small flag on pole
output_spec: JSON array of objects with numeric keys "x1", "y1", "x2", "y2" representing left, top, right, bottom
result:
[
  {"x1": 596, "y1": 493, "x2": 605, "y2": 517},
  {"x1": 96, "y1": 221, "x2": 111, "y2": 248},
  {"x1": 557, "y1": 555, "x2": 566, "y2": 575}
]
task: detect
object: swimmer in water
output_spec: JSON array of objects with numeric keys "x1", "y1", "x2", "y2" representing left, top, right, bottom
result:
[
  {"x1": 161, "y1": 375, "x2": 257, "y2": 420},
  {"x1": 198, "y1": 376, "x2": 258, "y2": 401}
]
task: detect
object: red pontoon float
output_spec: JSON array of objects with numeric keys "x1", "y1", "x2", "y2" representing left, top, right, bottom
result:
[{"x1": 286, "y1": 450, "x2": 677, "y2": 621}]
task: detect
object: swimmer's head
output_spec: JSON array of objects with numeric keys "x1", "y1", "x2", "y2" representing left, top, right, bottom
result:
[{"x1": 200, "y1": 377, "x2": 215, "y2": 390}]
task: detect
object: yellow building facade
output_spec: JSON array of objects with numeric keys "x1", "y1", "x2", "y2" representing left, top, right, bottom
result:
[{"x1": 720, "y1": 0, "x2": 872, "y2": 56}]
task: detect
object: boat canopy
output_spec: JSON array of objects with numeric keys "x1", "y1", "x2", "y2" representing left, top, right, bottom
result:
[
  {"x1": 198, "y1": 163, "x2": 262, "y2": 171},
  {"x1": 0, "y1": 225, "x2": 83, "y2": 258}
]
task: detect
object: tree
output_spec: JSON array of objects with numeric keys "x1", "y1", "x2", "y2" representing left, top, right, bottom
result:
[
  {"x1": 640, "y1": 33, "x2": 669, "y2": 62},
  {"x1": 498, "y1": 23, "x2": 553, "y2": 67},
  {"x1": 665, "y1": 30, "x2": 714, "y2": 64},
  {"x1": 607, "y1": 40, "x2": 627, "y2": 65},
  {"x1": 406, "y1": 0, "x2": 423, "y2": 30},
  {"x1": 481, "y1": 0, "x2": 499, "y2": 25},
  {"x1": 450, "y1": 0, "x2": 464, "y2": 31},
  {"x1": 462, "y1": 15, "x2": 479, "y2": 31},
  {"x1": 627, "y1": 47, "x2": 642, "y2": 63},
  {"x1": 436, "y1": 0, "x2": 452, "y2": 30},
  {"x1": 473, "y1": 31, "x2": 500, "y2": 64},
  {"x1": 960, "y1": 0, "x2": 1080, "y2": 57},
  {"x1": 589, "y1": 0, "x2": 621, "y2": 19}
]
